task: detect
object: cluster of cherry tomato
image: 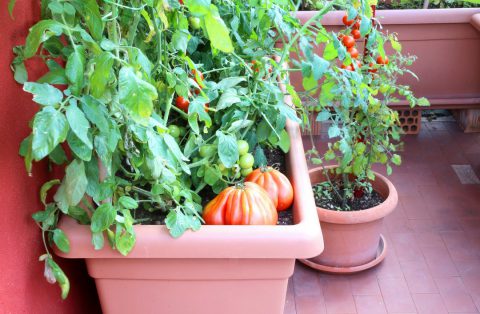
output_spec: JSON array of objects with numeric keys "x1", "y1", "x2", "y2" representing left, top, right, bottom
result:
[
  {"x1": 339, "y1": 13, "x2": 390, "y2": 73},
  {"x1": 175, "y1": 69, "x2": 208, "y2": 113},
  {"x1": 339, "y1": 14, "x2": 362, "y2": 71}
]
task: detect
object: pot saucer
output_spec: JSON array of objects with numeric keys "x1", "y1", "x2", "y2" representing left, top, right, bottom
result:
[{"x1": 298, "y1": 234, "x2": 387, "y2": 274}]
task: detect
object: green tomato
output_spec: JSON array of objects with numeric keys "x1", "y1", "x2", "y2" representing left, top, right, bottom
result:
[
  {"x1": 237, "y1": 140, "x2": 249, "y2": 156},
  {"x1": 379, "y1": 84, "x2": 389, "y2": 94},
  {"x1": 199, "y1": 144, "x2": 216, "y2": 158},
  {"x1": 239, "y1": 153, "x2": 254, "y2": 169},
  {"x1": 241, "y1": 167, "x2": 253, "y2": 177},
  {"x1": 168, "y1": 125, "x2": 181, "y2": 138},
  {"x1": 178, "y1": 126, "x2": 187, "y2": 137},
  {"x1": 218, "y1": 163, "x2": 227, "y2": 172},
  {"x1": 189, "y1": 17, "x2": 201, "y2": 30}
]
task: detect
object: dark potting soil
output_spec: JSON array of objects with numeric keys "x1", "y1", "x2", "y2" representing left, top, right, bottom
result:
[
  {"x1": 313, "y1": 183, "x2": 384, "y2": 211},
  {"x1": 134, "y1": 147, "x2": 294, "y2": 225}
]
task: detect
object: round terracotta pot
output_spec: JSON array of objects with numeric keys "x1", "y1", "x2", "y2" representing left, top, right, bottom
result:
[{"x1": 308, "y1": 166, "x2": 398, "y2": 270}]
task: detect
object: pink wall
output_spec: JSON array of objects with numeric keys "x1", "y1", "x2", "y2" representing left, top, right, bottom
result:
[{"x1": 0, "y1": 1, "x2": 100, "y2": 313}]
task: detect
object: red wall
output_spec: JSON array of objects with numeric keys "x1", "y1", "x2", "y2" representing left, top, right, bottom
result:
[{"x1": 0, "y1": 1, "x2": 100, "y2": 313}]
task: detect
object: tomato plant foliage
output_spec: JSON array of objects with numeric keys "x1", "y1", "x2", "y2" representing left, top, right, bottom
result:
[{"x1": 11, "y1": 0, "x2": 425, "y2": 299}]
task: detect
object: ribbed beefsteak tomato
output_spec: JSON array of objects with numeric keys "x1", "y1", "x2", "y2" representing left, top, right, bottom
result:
[
  {"x1": 245, "y1": 167, "x2": 294, "y2": 211},
  {"x1": 202, "y1": 182, "x2": 278, "y2": 225}
]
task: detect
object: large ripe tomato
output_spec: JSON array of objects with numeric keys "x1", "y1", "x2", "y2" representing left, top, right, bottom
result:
[
  {"x1": 176, "y1": 96, "x2": 190, "y2": 112},
  {"x1": 342, "y1": 36, "x2": 355, "y2": 49},
  {"x1": 245, "y1": 167, "x2": 294, "y2": 211},
  {"x1": 202, "y1": 182, "x2": 278, "y2": 225}
]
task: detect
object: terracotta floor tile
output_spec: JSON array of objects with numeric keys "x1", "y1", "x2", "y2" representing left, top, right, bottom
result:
[
  {"x1": 414, "y1": 232, "x2": 446, "y2": 248},
  {"x1": 433, "y1": 276, "x2": 478, "y2": 313},
  {"x1": 349, "y1": 270, "x2": 381, "y2": 296},
  {"x1": 322, "y1": 277, "x2": 356, "y2": 314},
  {"x1": 400, "y1": 259, "x2": 438, "y2": 294},
  {"x1": 390, "y1": 232, "x2": 423, "y2": 263},
  {"x1": 411, "y1": 293, "x2": 448, "y2": 314},
  {"x1": 354, "y1": 295, "x2": 387, "y2": 314},
  {"x1": 422, "y1": 246, "x2": 459, "y2": 276},
  {"x1": 454, "y1": 259, "x2": 480, "y2": 277},
  {"x1": 284, "y1": 277, "x2": 297, "y2": 314},
  {"x1": 441, "y1": 231, "x2": 479, "y2": 262},
  {"x1": 377, "y1": 276, "x2": 416, "y2": 313},
  {"x1": 294, "y1": 295, "x2": 326, "y2": 314}
]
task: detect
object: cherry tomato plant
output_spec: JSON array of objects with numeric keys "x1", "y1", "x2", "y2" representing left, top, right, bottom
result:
[{"x1": 298, "y1": 0, "x2": 429, "y2": 209}]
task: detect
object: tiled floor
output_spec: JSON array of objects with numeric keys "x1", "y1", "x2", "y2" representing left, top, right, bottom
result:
[{"x1": 286, "y1": 118, "x2": 480, "y2": 314}]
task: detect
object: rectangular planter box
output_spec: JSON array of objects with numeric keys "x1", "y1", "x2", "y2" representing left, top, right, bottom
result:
[{"x1": 56, "y1": 119, "x2": 323, "y2": 314}]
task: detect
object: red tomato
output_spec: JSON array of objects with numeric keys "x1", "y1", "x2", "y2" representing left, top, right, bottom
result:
[
  {"x1": 353, "y1": 21, "x2": 360, "y2": 30},
  {"x1": 342, "y1": 14, "x2": 354, "y2": 26},
  {"x1": 348, "y1": 47, "x2": 359, "y2": 59},
  {"x1": 368, "y1": 62, "x2": 377, "y2": 73},
  {"x1": 342, "y1": 36, "x2": 355, "y2": 48},
  {"x1": 176, "y1": 96, "x2": 190, "y2": 112},
  {"x1": 341, "y1": 64, "x2": 354, "y2": 71},
  {"x1": 245, "y1": 167, "x2": 294, "y2": 211},
  {"x1": 376, "y1": 55, "x2": 389, "y2": 65},
  {"x1": 351, "y1": 29, "x2": 361, "y2": 40},
  {"x1": 202, "y1": 182, "x2": 278, "y2": 225}
]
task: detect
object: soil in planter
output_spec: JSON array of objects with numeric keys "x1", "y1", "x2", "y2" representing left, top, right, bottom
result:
[
  {"x1": 313, "y1": 182, "x2": 384, "y2": 211},
  {"x1": 134, "y1": 147, "x2": 294, "y2": 225}
]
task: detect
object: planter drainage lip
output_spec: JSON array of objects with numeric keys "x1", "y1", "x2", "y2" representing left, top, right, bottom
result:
[
  {"x1": 309, "y1": 167, "x2": 398, "y2": 225},
  {"x1": 297, "y1": 8, "x2": 480, "y2": 25},
  {"x1": 56, "y1": 120, "x2": 324, "y2": 260}
]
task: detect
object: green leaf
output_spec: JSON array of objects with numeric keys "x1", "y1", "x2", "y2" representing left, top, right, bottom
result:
[
  {"x1": 278, "y1": 129, "x2": 290, "y2": 153},
  {"x1": 54, "y1": 160, "x2": 88, "y2": 212},
  {"x1": 165, "y1": 210, "x2": 187, "y2": 238},
  {"x1": 65, "y1": 48, "x2": 85, "y2": 96},
  {"x1": 253, "y1": 146, "x2": 267, "y2": 167},
  {"x1": 216, "y1": 131, "x2": 238, "y2": 168},
  {"x1": 68, "y1": 206, "x2": 90, "y2": 224},
  {"x1": 8, "y1": 0, "x2": 16, "y2": 19},
  {"x1": 172, "y1": 30, "x2": 190, "y2": 53},
  {"x1": 118, "y1": 67, "x2": 158, "y2": 121},
  {"x1": 67, "y1": 131, "x2": 92, "y2": 161},
  {"x1": 24, "y1": 20, "x2": 63, "y2": 58},
  {"x1": 184, "y1": 0, "x2": 211, "y2": 17},
  {"x1": 91, "y1": 52, "x2": 113, "y2": 98},
  {"x1": 324, "y1": 149, "x2": 335, "y2": 161},
  {"x1": 323, "y1": 42, "x2": 338, "y2": 61},
  {"x1": 49, "y1": 144, "x2": 68, "y2": 165},
  {"x1": 302, "y1": 74, "x2": 317, "y2": 94},
  {"x1": 359, "y1": 17, "x2": 372, "y2": 37},
  {"x1": 215, "y1": 77, "x2": 245, "y2": 90},
  {"x1": 118, "y1": 196, "x2": 138, "y2": 210},
  {"x1": 12, "y1": 60, "x2": 27, "y2": 83},
  {"x1": 80, "y1": 96, "x2": 109, "y2": 133},
  {"x1": 32, "y1": 107, "x2": 69, "y2": 160},
  {"x1": 91, "y1": 203, "x2": 116, "y2": 233},
  {"x1": 92, "y1": 231, "x2": 104, "y2": 250},
  {"x1": 66, "y1": 102, "x2": 92, "y2": 149},
  {"x1": 355, "y1": 142, "x2": 366, "y2": 155},
  {"x1": 286, "y1": 84, "x2": 302, "y2": 108},
  {"x1": 115, "y1": 225, "x2": 135, "y2": 256},
  {"x1": 390, "y1": 37, "x2": 402, "y2": 52},
  {"x1": 386, "y1": 164, "x2": 392, "y2": 176},
  {"x1": 312, "y1": 55, "x2": 329, "y2": 80},
  {"x1": 391, "y1": 154, "x2": 402, "y2": 166},
  {"x1": 82, "y1": 0, "x2": 104, "y2": 41},
  {"x1": 204, "y1": 6, "x2": 234, "y2": 53},
  {"x1": 204, "y1": 166, "x2": 221, "y2": 185},
  {"x1": 52, "y1": 229, "x2": 70, "y2": 253},
  {"x1": 217, "y1": 89, "x2": 241, "y2": 110},
  {"x1": 40, "y1": 179, "x2": 61, "y2": 205},
  {"x1": 46, "y1": 258, "x2": 70, "y2": 300},
  {"x1": 23, "y1": 82, "x2": 63, "y2": 106},
  {"x1": 19, "y1": 135, "x2": 33, "y2": 174},
  {"x1": 316, "y1": 110, "x2": 330, "y2": 122}
]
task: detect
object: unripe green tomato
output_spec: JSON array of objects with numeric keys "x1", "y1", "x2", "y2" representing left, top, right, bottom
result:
[
  {"x1": 379, "y1": 84, "x2": 389, "y2": 94},
  {"x1": 218, "y1": 163, "x2": 227, "y2": 172},
  {"x1": 237, "y1": 140, "x2": 249, "y2": 156},
  {"x1": 189, "y1": 17, "x2": 201, "y2": 30},
  {"x1": 168, "y1": 125, "x2": 181, "y2": 138},
  {"x1": 241, "y1": 167, "x2": 253, "y2": 176},
  {"x1": 178, "y1": 126, "x2": 187, "y2": 137},
  {"x1": 239, "y1": 153, "x2": 254, "y2": 169},
  {"x1": 192, "y1": 157, "x2": 200, "y2": 163},
  {"x1": 199, "y1": 144, "x2": 216, "y2": 158}
]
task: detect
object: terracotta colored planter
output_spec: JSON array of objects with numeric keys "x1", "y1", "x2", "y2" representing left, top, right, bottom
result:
[
  {"x1": 55, "y1": 119, "x2": 323, "y2": 314},
  {"x1": 302, "y1": 166, "x2": 398, "y2": 273},
  {"x1": 294, "y1": 8, "x2": 480, "y2": 109}
]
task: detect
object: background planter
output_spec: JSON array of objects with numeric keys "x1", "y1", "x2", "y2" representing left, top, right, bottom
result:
[
  {"x1": 56, "y1": 119, "x2": 323, "y2": 314},
  {"x1": 303, "y1": 167, "x2": 398, "y2": 273},
  {"x1": 294, "y1": 9, "x2": 480, "y2": 133}
]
